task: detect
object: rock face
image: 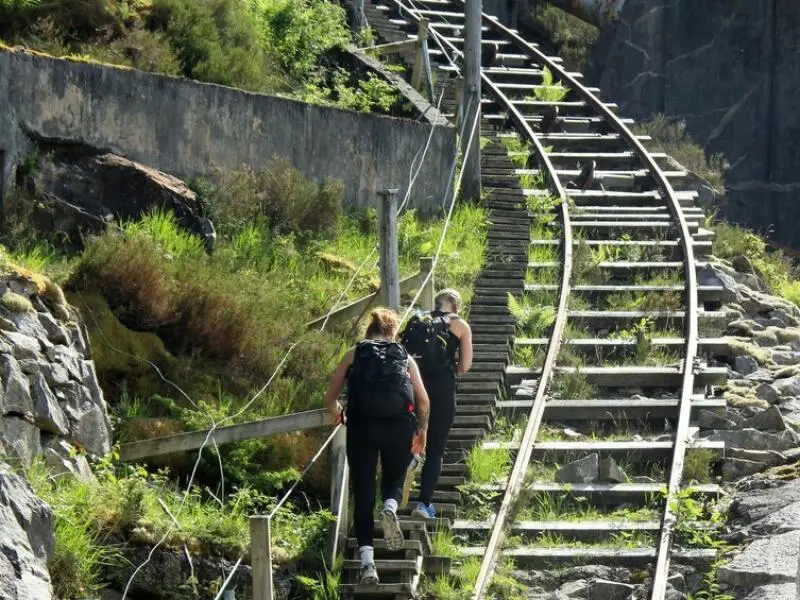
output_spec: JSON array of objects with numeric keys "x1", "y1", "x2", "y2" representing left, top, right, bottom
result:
[
  {"x1": 587, "y1": 0, "x2": 800, "y2": 249},
  {"x1": 0, "y1": 268, "x2": 111, "y2": 463},
  {"x1": 0, "y1": 464, "x2": 55, "y2": 598},
  {"x1": 19, "y1": 146, "x2": 208, "y2": 249}
]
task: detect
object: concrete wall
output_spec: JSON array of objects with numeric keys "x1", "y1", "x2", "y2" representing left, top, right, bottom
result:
[
  {"x1": 0, "y1": 49, "x2": 456, "y2": 214},
  {"x1": 587, "y1": 0, "x2": 800, "y2": 247}
]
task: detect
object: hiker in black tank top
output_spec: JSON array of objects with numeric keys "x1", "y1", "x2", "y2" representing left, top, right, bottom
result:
[
  {"x1": 324, "y1": 308, "x2": 430, "y2": 586},
  {"x1": 401, "y1": 289, "x2": 472, "y2": 520}
]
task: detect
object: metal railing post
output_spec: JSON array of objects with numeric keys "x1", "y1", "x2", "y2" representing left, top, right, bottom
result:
[
  {"x1": 250, "y1": 516, "x2": 273, "y2": 600},
  {"x1": 455, "y1": 76, "x2": 465, "y2": 132},
  {"x1": 420, "y1": 257, "x2": 435, "y2": 311}
]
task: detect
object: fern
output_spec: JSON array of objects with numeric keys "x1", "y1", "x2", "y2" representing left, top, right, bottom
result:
[
  {"x1": 508, "y1": 293, "x2": 556, "y2": 338},
  {"x1": 533, "y1": 66, "x2": 569, "y2": 103}
]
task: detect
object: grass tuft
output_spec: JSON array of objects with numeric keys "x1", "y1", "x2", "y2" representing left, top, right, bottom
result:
[{"x1": 466, "y1": 446, "x2": 511, "y2": 484}]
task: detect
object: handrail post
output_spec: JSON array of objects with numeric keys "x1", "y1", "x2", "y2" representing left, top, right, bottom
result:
[
  {"x1": 378, "y1": 188, "x2": 400, "y2": 310},
  {"x1": 327, "y1": 426, "x2": 349, "y2": 563},
  {"x1": 411, "y1": 18, "x2": 430, "y2": 92},
  {"x1": 462, "y1": 0, "x2": 482, "y2": 200},
  {"x1": 420, "y1": 257, "x2": 435, "y2": 311},
  {"x1": 250, "y1": 516, "x2": 273, "y2": 600},
  {"x1": 455, "y1": 76, "x2": 465, "y2": 131}
]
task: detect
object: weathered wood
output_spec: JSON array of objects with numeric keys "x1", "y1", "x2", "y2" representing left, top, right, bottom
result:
[
  {"x1": 420, "y1": 257, "x2": 435, "y2": 310},
  {"x1": 378, "y1": 188, "x2": 401, "y2": 310},
  {"x1": 250, "y1": 516, "x2": 272, "y2": 600},
  {"x1": 119, "y1": 409, "x2": 330, "y2": 462},
  {"x1": 411, "y1": 18, "x2": 429, "y2": 91},
  {"x1": 305, "y1": 271, "x2": 422, "y2": 330},
  {"x1": 327, "y1": 427, "x2": 349, "y2": 564},
  {"x1": 359, "y1": 39, "x2": 418, "y2": 54}
]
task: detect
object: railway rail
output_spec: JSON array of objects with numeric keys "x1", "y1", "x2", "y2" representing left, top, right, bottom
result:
[{"x1": 342, "y1": 2, "x2": 730, "y2": 598}]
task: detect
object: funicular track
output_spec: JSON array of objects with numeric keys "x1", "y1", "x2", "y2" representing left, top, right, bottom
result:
[{"x1": 343, "y1": 2, "x2": 729, "y2": 599}]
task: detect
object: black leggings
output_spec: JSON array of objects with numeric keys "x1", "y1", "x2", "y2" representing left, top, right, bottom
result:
[
  {"x1": 347, "y1": 416, "x2": 414, "y2": 547},
  {"x1": 419, "y1": 372, "x2": 456, "y2": 505}
]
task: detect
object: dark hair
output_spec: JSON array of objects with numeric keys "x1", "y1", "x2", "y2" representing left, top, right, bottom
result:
[{"x1": 365, "y1": 308, "x2": 400, "y2": 339}]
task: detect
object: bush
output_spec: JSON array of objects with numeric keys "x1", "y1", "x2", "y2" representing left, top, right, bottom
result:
[
  {"x1": 633, "y1": 115, "x2": 728, "y2": 195},
  {"x1": 527, "y1": 3, "x2": 598, "y2": 72},
  {"x1": 207, "y1": 158, "x2": 343, "y2": 237}
]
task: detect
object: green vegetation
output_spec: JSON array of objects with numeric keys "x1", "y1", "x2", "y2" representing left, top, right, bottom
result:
[
  {"x1": 530, "y1": 66, "x2": 568, "y2": 103},
  {"x1": 633, "y1": 115, "x2": 728, "y2": 195},
  {"x1": 466, "y1": 446, "x2": 511, "y2": 484},
  {"x1": 3, "y1": 156, "x2": 488, "y2": 596},
  {"x1": 550, "y1": 368, "x2": 596, "y2": 399},
  {"x1": 431, "y1": 526, "x2": 460, "y2": 559},
  {"x1": 0, "y1": 0, "x2": 401, "y2": 113},
  {"x1": 526, "y1": 3, "x2": 598, "y2": 72},
  {"x1": 508, "y1": 292, "x2": 556, "y2": 338},
  {"x1": 712, "y1": 220, "x2": 800, "y2": 302},
  {"x1": 515, "y1": 490, "x2": 660, "y2": 523},
  {"x1": 27, "y1": 455, "x2": 334, "y2": 596},
  {"x1": 682, "y1": 448, "x2": 716, "y2": 484}
]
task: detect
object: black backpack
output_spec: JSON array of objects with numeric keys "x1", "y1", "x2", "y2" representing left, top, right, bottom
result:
[
  {"x1": 400, "y1": 311, "x2": 453, "y2": 375},
  {"x1": 346, "y1": 340, "x2": 413, "y2": 419}
]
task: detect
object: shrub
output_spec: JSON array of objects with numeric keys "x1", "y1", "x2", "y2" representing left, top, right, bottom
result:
[
  {"x1": 527, "y1": 3, "x2": 598, "y2": 73},
  {"x1": 633, "y1": 115, "x2": 728, "y2": 195},
  {"x1": 206, "y1": 159, "x2": 344, "y2": 237}
]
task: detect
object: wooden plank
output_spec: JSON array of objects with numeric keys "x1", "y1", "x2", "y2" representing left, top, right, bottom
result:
[
  {"x1": 250, "y1": 516, "x2": 272, "y2": 600},
  {"x1": 119, "y1": 408, "x2": 330, "y2": 462}
]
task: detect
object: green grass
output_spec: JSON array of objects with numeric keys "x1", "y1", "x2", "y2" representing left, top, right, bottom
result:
[
  {"x1": 431, "y1": 526, "x2": 460, "y2": 559},
  {"x1": 550, "y1": 369, "x2": 596, "y2": 399},
  {"x1": 527, "y1": 531, "x2": 656, "y2": 549},
  {"x1": 466, "y1": 446, "x2": 511, "y2": 484},
  {"x1": 26, "y1": 455, "x2": 335, "y2": 594},
  {"x1": 515, "y1": 491, "x2": 660, "y2": 523},
  {"x1": 528, "y1": 244, "x2": 558, "y2": 263},
  {"x1": 683, "y1": 448, "x2": 716, "y2": 484}
]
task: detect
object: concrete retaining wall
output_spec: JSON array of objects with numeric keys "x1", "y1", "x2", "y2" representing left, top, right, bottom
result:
[{"x1": 0, "y1": 49, "x2": 456, "y2": 214}]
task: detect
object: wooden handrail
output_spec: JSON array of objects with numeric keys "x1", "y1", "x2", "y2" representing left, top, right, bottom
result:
[{"x1": 118, "y1": 409, "x2": 330, "y2": 462}]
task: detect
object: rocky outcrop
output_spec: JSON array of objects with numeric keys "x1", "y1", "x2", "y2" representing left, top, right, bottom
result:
[
  {"x1": 587, "y1": 0, "x2": 800, "y2": 248},
  {"x1": 16, "y1": 145, "x2": 208, "y2": 249},
  {"x1": 0, "y1": 265, "x2": 111, "y2": 464},
  {"x1": 0, "y1": 464, "x2": 55, "y2": 599}
]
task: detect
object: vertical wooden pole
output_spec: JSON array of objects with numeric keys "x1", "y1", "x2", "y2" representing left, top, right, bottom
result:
[
  {"x1": 327, "y1": 427, "x2": 349, "y2": 563},
  {"x1": 411, "y1": 18, "x2": 430, "y2": 92},
  {"x1": 378, "y1": 188, "x2": 400, "y2": 310},
  {"x1": 462, "y1": 0, "x2": 482, "y2": 201},
  {"x1": 455, "y1": 77, "x2": 465, "y2": 132},
  {"x1": 420, "y1": 257, "x2": 435, "y2": 311},
  {"x1": 250, "y1": 516, "x2": 272, "y2": 600}
]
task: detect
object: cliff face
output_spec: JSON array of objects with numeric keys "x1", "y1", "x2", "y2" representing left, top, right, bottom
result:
[{"x1": 587, "y1": 0, "x2": 800, "y2": 248}]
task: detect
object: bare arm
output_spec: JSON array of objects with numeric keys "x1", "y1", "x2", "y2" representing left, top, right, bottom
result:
[
  {"x1": 408, "y1": 357, "x2": 430, "y2": 433},
  {"x1": 325, "y1": 348, "x2": 355, "y2": 420},
  {"x1": 452, "y1": 318, "x2": 473, "y2": 375}
]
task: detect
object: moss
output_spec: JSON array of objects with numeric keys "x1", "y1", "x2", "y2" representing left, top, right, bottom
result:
[
  {"x1": 67, "y1": 291, "x2": 173, "y2": 399},
  {"x1": 725, "y1": 391, "x2": 769, "y2": 409},
  {"x1": 1, "y1": 291, "x2": 34, "y2": 313},
  {"x1": 775, "y1": 327, "x2": 800, "y2": 343},
  {"x1": 773, "y1": 366, "x2": 800, "y2": 380},
  {"x1": 727, "y1": 339, "x2": 773, "y2": 365}
]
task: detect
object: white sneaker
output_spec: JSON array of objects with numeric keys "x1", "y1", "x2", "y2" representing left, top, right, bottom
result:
[
  {"x1": 360, "y1": 563, "x2": 379, "y2": 585},
  {"x1": 400, "y1": 455, "x2": 423, "y2": 509},
  {"x1": 380, "y1": 508, "x2": 404, "y2": 551}
]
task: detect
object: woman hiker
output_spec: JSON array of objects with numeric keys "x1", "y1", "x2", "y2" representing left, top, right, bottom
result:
[
  {"x1": 399, "y1": 289, "x2": 473, "y2": 520},
  {"x1": 325, "y1": 308, "x2": 430, "y2": 585}
]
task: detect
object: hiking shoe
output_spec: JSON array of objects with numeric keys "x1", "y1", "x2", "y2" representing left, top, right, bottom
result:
[
  {"x1": 380, "y1": 508, "x2": 404, "y2": 551},
  {"x1": 400, "y1": 455, "x2": 423, "y2": 509},
  {"x1": 360, "y1": 563, "x2": 379, "y2": 585},
  {"x1": 411, "y1": 502, "x2": 436, "y2": 520}
]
